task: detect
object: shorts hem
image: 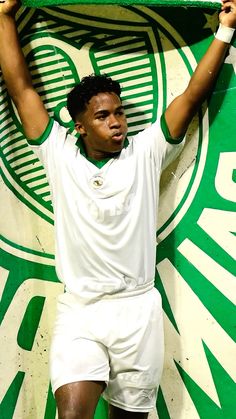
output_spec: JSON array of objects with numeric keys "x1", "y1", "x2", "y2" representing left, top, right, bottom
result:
[
  {"x1": 52, "y1": 376, "x2": 108, "y2": 394},
  {"x1": 102, "y1": 394, "x2": 154, "y2": 413}
]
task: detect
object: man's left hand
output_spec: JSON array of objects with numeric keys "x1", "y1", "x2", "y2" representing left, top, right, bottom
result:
[{"x1": 220, "y1": 0, "x2": 236, "y2": 28}]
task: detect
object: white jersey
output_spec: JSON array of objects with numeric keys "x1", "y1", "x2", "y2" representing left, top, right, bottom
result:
[{"x1": 29, "y1": 117, "x2": 184, "y2": 302}]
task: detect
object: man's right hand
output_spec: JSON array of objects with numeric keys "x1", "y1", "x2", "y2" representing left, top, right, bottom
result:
[{"x1": 0, "y1": 0, "x2": 20, "y2": 16}]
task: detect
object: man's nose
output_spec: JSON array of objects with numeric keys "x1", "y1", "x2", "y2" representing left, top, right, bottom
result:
[{"x1": 108, "y1": 114, "x2": 121, "y2": 127}]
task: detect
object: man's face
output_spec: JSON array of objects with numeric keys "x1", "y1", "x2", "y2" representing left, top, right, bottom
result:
[{"x1": 75, "y1": 92, "x2": 128, "y2": 159}]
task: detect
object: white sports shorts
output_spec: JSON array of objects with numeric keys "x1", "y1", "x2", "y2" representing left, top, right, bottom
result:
[{"x1": 50, "y1": 287, "x2": 164, "y2": 413}]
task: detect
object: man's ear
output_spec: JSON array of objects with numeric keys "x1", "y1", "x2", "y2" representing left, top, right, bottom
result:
[{"x1": 75, "y1": 121, "x2": 86, "y2": 135}]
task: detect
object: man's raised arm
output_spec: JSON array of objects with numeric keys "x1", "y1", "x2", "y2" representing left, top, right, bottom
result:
[
  {"x1": 0, "y1": 0, "x2": 49, "y2": 139},
  {"x1": 165, "y1": 0, "x2": 236, "y2": 140}
]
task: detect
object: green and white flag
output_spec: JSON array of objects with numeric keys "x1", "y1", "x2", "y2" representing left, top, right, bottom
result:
[
  {"x1": 0, "y1": 3, "x2": 235, "y2": 419},
  {"x1": 22, "y1": 0, "x2": 222, "y2": 8}
]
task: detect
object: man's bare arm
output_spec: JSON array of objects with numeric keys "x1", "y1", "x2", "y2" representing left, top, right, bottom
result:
[
  {"x1": 165, "y1": 0, "x2": 236, "y2": 140},
  {"x1": 0, "y1": 0, "x2": 49, "y2": 139}
]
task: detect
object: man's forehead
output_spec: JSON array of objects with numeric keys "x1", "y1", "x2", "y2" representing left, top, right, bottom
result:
[{"x1": 87, "y1": 92, "x2": 122, "y2": 109}]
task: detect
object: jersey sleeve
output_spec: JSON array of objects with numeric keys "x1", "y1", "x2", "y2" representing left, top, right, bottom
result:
[
  {"x1": 26, "y1": 118, "x2": 69, "y2": 183},
  {"x1": 133, "y1": 113, "x2": 185, "y2": 171}
]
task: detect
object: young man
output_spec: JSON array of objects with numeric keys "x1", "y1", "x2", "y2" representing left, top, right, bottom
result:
[{"x1": 0, "y1": 1, "x2": 235, "y2": 418}]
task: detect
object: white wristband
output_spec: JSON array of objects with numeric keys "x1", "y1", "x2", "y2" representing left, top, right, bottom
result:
[{"x1": 215, "y1": 24, "x2": 235, "y2": 44}]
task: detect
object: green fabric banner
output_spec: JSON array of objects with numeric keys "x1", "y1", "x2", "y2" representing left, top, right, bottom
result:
[
  {"x1": 22, "y1": 0, "x2": 221, "y2": 8},
  {"x1": 1, "y1": 3, "x2": 235, "y2": 419}
]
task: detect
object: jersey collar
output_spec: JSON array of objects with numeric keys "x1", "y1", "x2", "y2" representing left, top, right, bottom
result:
[{"x1": 75, "y1": 136, "x2": 129, "y2": 168}]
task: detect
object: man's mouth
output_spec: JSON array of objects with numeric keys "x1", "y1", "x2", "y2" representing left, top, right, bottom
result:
[{"x1": 112, "y1": 132, "x2": 124, "y2": 142}]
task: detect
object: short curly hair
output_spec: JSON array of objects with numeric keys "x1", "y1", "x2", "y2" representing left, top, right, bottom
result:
[{"x1": 67, "y1": 74, "x2": 122, "y2": 121}]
